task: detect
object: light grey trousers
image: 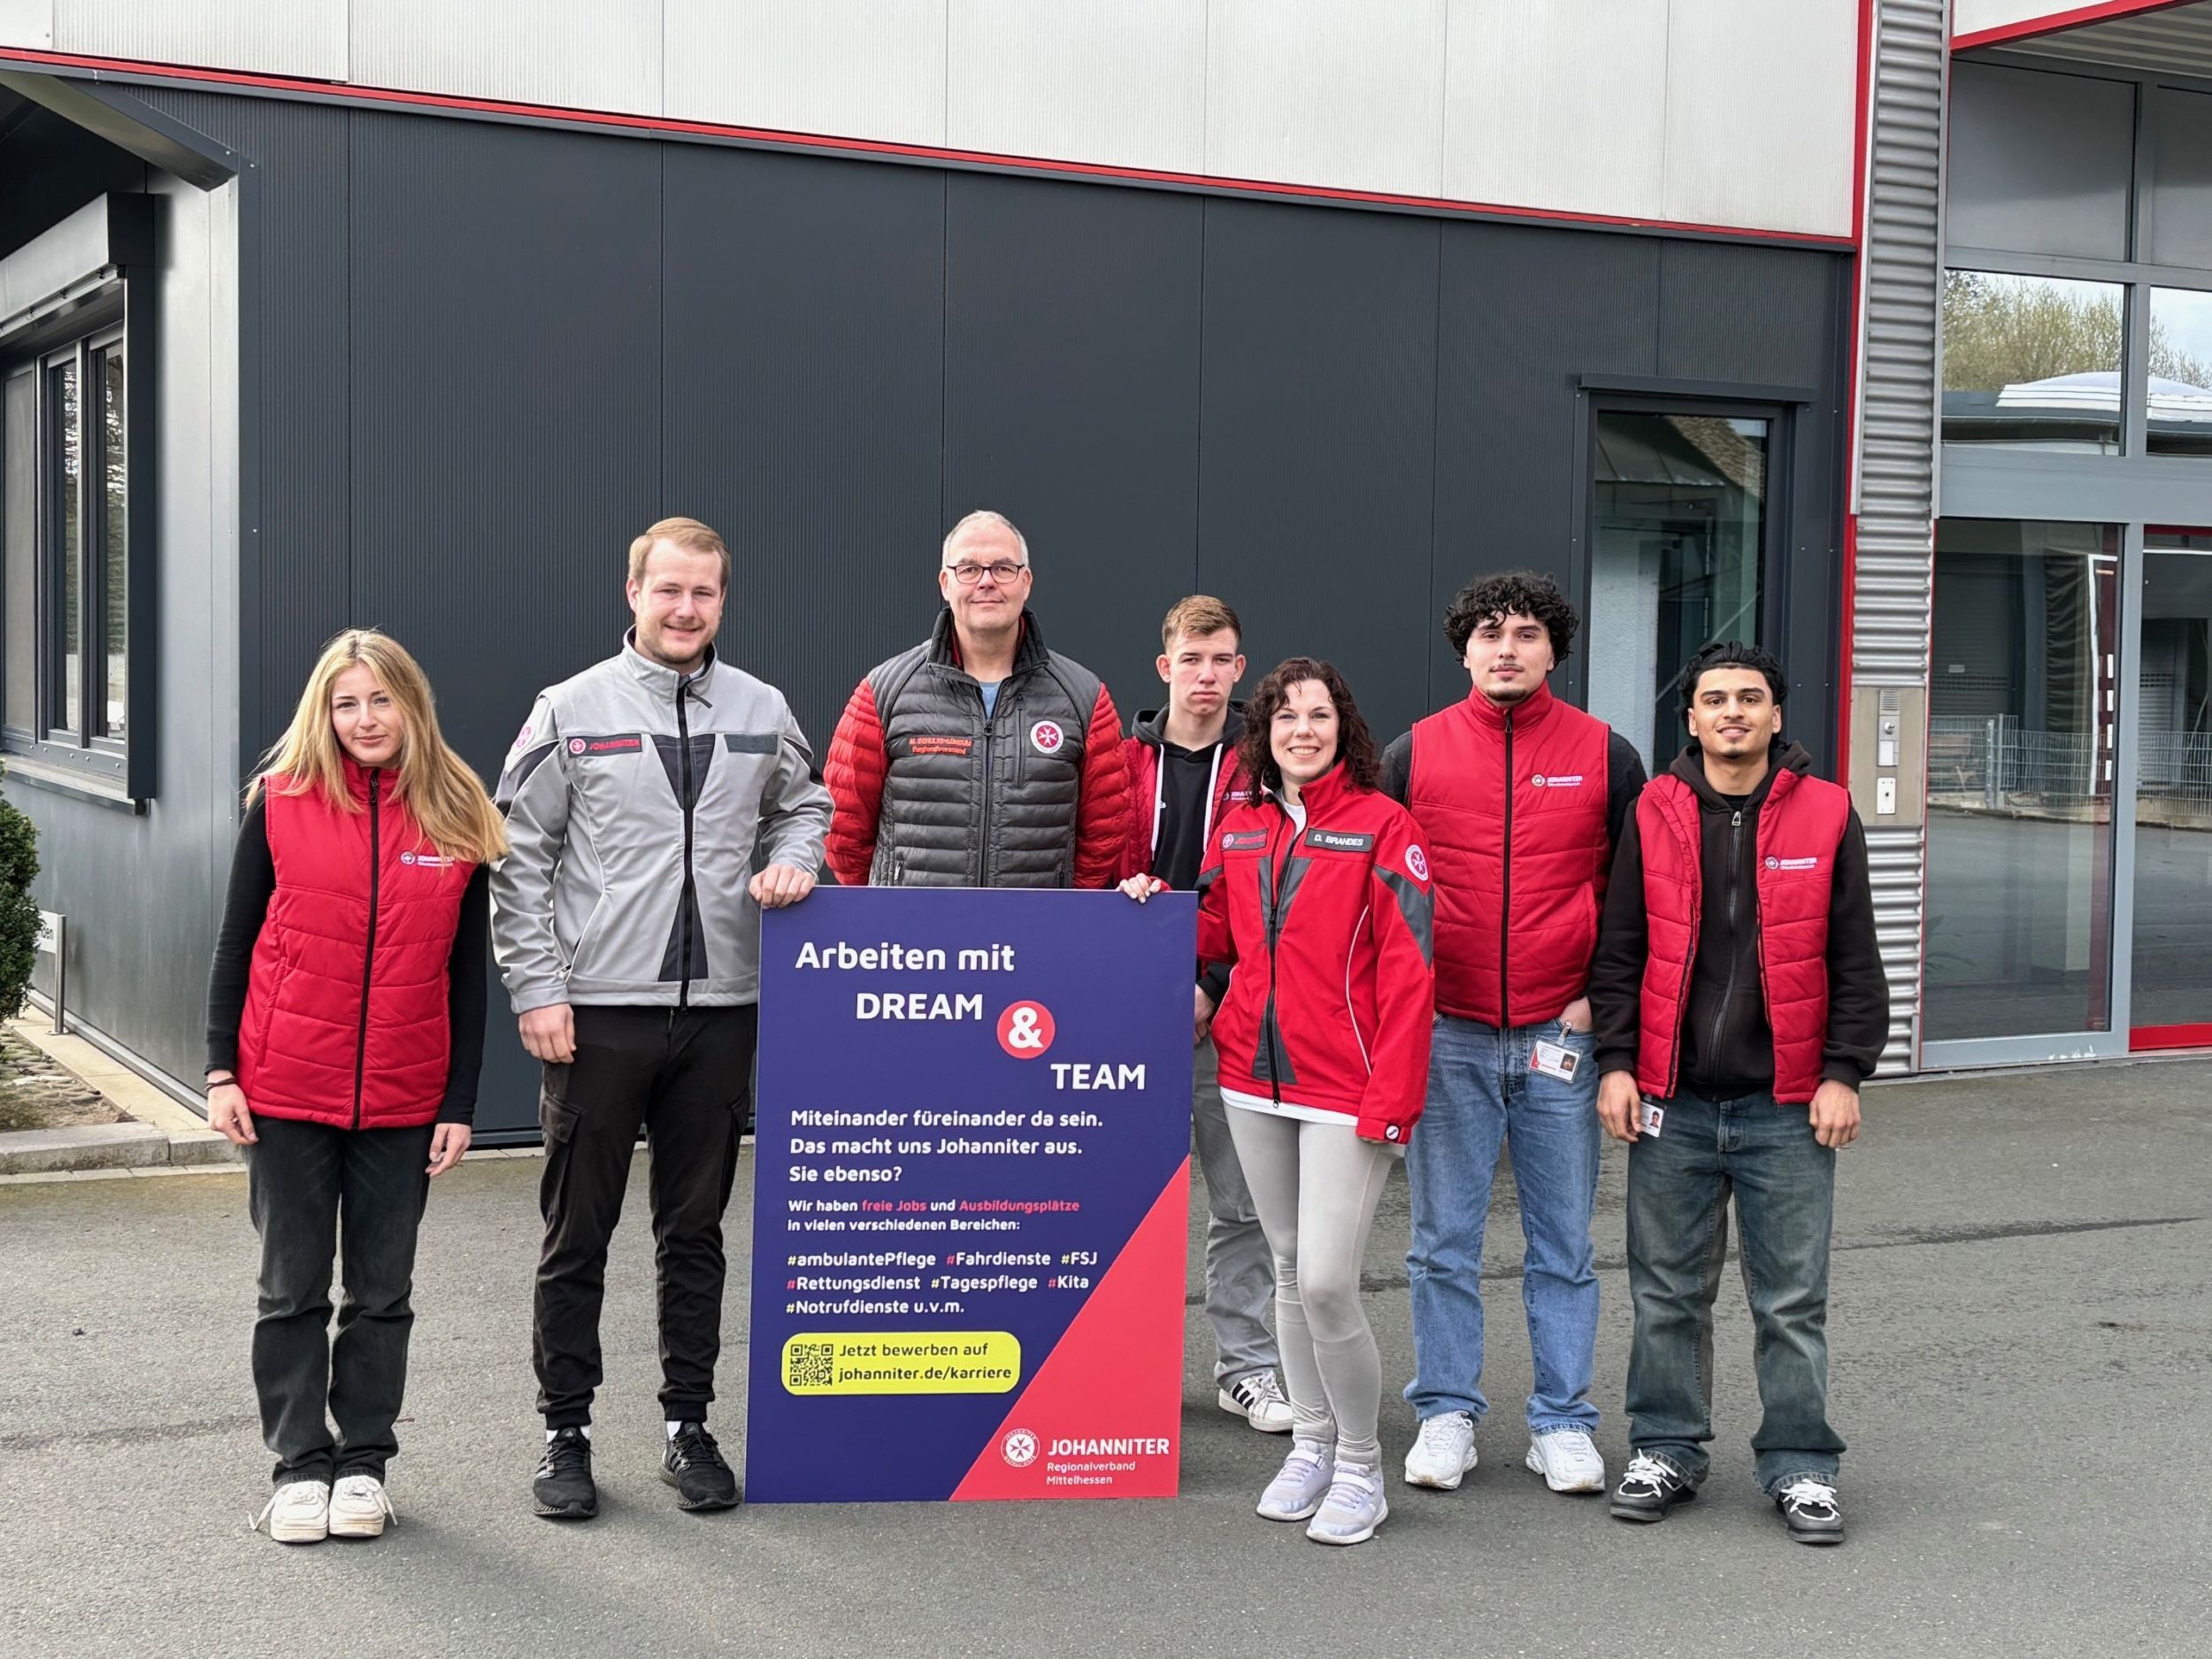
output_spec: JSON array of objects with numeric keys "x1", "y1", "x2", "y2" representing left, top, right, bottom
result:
[
  {"x1": 1224, "y1": 1105, "x2": 1397, "y2": 1464},
  {"x1": 1194, "y1": 1040, "x2": 1280, "y2": 1384}
]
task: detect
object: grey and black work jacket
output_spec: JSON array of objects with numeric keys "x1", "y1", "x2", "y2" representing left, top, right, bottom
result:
[{"x1": 490, "y1": 635, "x2": 831, "y2": 1013}]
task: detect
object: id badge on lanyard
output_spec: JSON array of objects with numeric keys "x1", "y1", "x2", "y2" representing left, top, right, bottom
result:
[{"x1": 1529, "y1": 1019, "x2": 1581, "y2": 1082}]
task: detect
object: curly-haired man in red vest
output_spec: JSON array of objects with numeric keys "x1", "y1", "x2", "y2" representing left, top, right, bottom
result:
[
  {"x1": 1589, "y1": 640, "x2": 1889, "y2": 1547},
  {"x1": 1384, "y1": 572, "x2": 1646, "y2": 1501}
]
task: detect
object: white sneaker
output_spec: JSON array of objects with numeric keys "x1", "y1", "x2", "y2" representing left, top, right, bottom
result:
[
  {"x1": 327, "y1": 1472, "x2": 398, "y2": 1538},
  {"x1": 1403, "y1": 1411, "x2": 1478, "y2": 1490},
  {"x1": 251, "y1": 1479, "x2": 329, "y2": 1544},
  {"x1": 1306, "y1": 1461, "x2": 1389, "y2": 1546},
  {"x1": 1218, "y1": 1371, "x2": 1295, "y2": 1433},
  {"x1": 1256, "y1": 1438, "x2": 1336, "y2": 1522},
  {"x1": 1525, "y1": 1428, "x2": 1606, "y2": 1494}
]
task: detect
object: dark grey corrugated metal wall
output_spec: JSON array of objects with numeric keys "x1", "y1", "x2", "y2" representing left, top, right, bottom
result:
[{"x1": 124, "y1": 89, "x2": 1848, "y2": 1134}]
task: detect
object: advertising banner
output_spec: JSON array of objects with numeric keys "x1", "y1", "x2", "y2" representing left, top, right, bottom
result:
[{"x1": 745, "y1": 886, "x2": 1197, "y2": 1503}]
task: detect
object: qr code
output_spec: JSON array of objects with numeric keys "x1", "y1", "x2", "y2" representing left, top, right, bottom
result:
[{"x1": 787, "y1": 1342, "x2": 835, "y2": 1388}]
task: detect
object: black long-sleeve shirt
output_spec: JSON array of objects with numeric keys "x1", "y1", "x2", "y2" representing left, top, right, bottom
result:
[
  {"x1": 204, "y1": 797, "x2": 490, "y2": 1125},
  {"x1": 1589, "y1": 741, "x2": 1891, "y2": 1097}
]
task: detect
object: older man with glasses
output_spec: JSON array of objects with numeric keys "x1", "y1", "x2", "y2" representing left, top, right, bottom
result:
[{"x1": 826, "y1": 510, "x2": 1130, "y2": 889}]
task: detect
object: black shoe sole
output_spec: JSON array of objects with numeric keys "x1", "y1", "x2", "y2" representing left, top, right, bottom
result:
[
  {"x1": 533, "y1": 1495, "x2": 598, "y2": 1519},
  {"x1": 1610, "y1": 1488, "x2": 1694, "y2": 1524},
  {"x1": 661, "y1": 1466, "x2": 741, "y2": 1511}
]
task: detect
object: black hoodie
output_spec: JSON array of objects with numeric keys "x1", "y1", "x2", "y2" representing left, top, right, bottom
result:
[
  {"x1": 1590, "y1": 739, "x2": 1889, "y2": 1100},
  {"x1": 1132, "y1": 703, "x2": 1245, "y2": 1006}
]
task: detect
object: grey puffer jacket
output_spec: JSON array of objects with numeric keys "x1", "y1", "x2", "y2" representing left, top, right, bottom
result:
[
  {"x1": 823, "y1": 610, "x2": 1131, "y2": 888},
  {"x1": 490, "y1": 635, "x2": 831, "y2": 1012}
]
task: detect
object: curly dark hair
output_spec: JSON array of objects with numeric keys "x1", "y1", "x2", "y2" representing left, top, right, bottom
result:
[
  {"x1": 1237, "y1": 657, "x2": 1382, "y2": 797},
  {"x1": 1678, "y1": 639, "x2": 1787, "y2": 712},
  {"x1": 1442, "y1": 570, "x2": 1579, "y2": 664}
]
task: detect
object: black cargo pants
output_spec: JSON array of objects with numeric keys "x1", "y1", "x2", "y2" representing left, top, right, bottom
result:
[{"x1": 532, "y1": 1002, "x2": 758, "y2": 1428}]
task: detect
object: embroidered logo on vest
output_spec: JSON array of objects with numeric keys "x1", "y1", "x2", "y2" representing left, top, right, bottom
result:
[
  {"x1": 1531, "y1": 773, "x2": 1584, "y2": 788},
  {"x1": 399, "y1": 851, "x2": 454, "y2": 867},
  {"x1": 909, "y1": 735, "x2": 975, "y2": 757},
  {"x1": 1766, "y1": 856, "x2": 1821, "y2": 871},
  {"x1": 1030, "y1": 719, "x2": 1065, "y2": 755}
]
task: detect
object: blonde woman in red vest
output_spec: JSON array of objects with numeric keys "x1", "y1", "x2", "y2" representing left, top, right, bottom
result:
[
  {"x1": 1588, "y1": 641, "x2": 1888, "y2": 1547},
  {"x1": 203, "y1": 629, "x2": 504, "y2": 1545}
]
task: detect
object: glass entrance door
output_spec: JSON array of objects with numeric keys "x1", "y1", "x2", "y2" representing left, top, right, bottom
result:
[
  {"x1": 2131, "y1": 530, "x2": 2212, "y2": 1048},
  {"x1": 1924, "y1": 519, "x2": 2124, "y2": 1060}
]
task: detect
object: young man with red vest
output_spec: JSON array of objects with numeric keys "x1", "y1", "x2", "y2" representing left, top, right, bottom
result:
[
  {"x1": 1383, "y1": 572, "x2": 1646, "y2": 1498},
  {"x1": 1117, "y1": 596, "x2": 1290, "y2": 1434},
  {"x1": 1589, "y1": 641, "x2": 1888, "y2": 1547}
]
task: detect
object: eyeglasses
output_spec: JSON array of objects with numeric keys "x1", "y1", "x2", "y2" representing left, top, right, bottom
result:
[{"x1": 944, "y1": 561, "x2": 1030, "y2": 586}]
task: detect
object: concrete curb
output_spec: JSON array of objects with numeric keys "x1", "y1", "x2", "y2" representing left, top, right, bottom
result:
[{"x1": 0, "y1": 1018, "x2": 239, "y2": 1178}]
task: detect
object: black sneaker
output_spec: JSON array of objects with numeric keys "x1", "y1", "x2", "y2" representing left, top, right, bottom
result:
[
  {"x1": 1774, "y1": 1477, "x2": 1846, "y2": 1546},
  {"x1": 1610, "y1": 1451, "x2": 1698, "y2": 1523},
  {"x1": 662, "y1": 1422, "x2": 741, "y2": 1511},
  {"x1": 533, "y1": 1426, "x2": 598, "y2": 1519}
]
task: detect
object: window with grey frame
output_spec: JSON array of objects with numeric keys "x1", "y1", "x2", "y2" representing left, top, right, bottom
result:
[
  {"x1": 1944, "y1": 58, "x2": 2212, "y2": 458},
  {"x1": 2, "y1": 293, "x2": 143, "y2": 795}
]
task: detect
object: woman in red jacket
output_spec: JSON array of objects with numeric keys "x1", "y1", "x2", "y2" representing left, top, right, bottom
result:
[
  {"x1": 1124, "y1": 657, "x2": 1434, "y2": 1545},
  {"x1": 203, "y1": 629, "x2": 504, "y2": 1545}
]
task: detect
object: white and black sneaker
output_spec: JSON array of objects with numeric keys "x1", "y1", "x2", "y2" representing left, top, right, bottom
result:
[
  {"x1": 534, "y1": 1426, "x2": 598, "y2": 1519},
  {"x1": 1775, "y1": 1477, "x2": 1846, "y2": 1546},
  {"x1": 1217, "y1": 1371, "x2": 1294, "y2": 1433},
  {"x1": 1610, "y1": 1451, "x2": 1698, "y2": 1523}
]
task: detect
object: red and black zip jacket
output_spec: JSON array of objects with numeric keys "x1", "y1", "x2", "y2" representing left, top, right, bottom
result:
[{"x1": 1195, "y1": 762, "x2": 1436, "y2": 1144}]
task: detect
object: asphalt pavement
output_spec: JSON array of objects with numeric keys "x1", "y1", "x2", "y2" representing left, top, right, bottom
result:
[{"x1": 3, "y1": 1058, "x2": 2208, "y2": 1659}]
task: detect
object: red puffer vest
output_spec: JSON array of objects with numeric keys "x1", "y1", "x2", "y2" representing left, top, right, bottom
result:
[
  {"x1": 1634, "y1": 766, "x2": 1850, "y2": 1104},
  {"x1": 1407, "y1": 680, "x2": 1612, "y2": 1026},
  {"x1": 236, "y1": 763, "x2": 474, "y2": 1129}
]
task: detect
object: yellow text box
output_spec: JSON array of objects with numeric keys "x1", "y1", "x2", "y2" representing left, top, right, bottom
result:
[{"x1": 781, "y1": 1331, "x2": 1021, "y2": 1395}]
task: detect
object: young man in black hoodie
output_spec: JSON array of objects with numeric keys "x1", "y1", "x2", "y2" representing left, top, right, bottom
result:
[
  {"x1": 1589, "y1": 641, "x2": 1888, "y2": 1547},
  {"x1": 1118, "y1": 596, "x2": 1290, "y2": 1432}
]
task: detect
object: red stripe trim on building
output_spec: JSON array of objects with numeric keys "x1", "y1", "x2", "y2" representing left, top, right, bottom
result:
[
  {"x1": 0, "y1": 45, "x2": 1858, "y2": 250},
  {"x1": 1954, "y1": 0, "x2": 2201, "y2": 52},
  {"x1": 2130, "y1": 1023, "x2": 2212, "y2": 1052},
  {"x1": 1836, "y1": 0, "x2": 1878, "y2": 778}
]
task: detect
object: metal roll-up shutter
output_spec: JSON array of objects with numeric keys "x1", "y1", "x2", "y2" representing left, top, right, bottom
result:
[{"x1": 1854, "y1": 0, "x2": 1950, "y2": 1073}]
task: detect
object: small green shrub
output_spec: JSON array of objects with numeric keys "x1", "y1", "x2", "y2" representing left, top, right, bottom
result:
[{"x1": 0, "y1": 776, "x2": 42, "y2": 1018}]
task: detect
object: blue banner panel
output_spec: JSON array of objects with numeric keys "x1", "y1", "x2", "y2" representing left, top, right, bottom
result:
[{"x1": 745, "y1": 887, "x2": 1196, "y2": 1502}]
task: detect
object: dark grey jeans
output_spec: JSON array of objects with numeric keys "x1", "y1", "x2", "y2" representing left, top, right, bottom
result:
[
  {"x1": 245, "y1": 1115, "x2": 434, "y2": 1486},
  {"x1": 1624, "y1": 1086, "x2": 1845, "y2": 1494}
]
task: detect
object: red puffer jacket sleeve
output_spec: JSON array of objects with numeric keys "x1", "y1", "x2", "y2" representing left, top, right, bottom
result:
[
  {"x1": 1071, "y1": 685, "x2": 1133, "y2": 889},
  {"x1": 1117, "y1": 734, "x2": 1156, "y2": 885},
  {"x1": 1356, "y1": 803, "x2": 1437, "y2": 1145},
  {"x1": 823, "y1": 677, "x2": 887, "y2": 887}
]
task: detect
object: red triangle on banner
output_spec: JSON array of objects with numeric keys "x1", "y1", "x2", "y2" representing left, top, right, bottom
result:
[{"x1": 951, "y1": 1159, "x2": 1191, "y2": 1500}]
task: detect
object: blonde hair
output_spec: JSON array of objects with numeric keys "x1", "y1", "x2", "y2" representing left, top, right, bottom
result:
[
  {"x1": 250, "y1": 629, "x2": 508, "y2": 866},
  {"x1": 1160, "y1": 595, "x2": 1241, "y2": 651},
  {"x1": 628, "y1": 516, "x2": 731, "y2": 588}
]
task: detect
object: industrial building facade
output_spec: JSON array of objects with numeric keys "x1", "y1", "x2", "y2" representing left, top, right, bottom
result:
[{"x1": 0, "y1": 1, "x2": 2203, "y2": 1134}]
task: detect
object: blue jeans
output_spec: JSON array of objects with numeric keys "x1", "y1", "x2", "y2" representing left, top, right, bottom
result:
[
  {"x1": 1624, "y1": 1087, "x2": 1844, "y2": 1494},
  {"x1": 1404, "y1": 1014, "x2": 1601, "y2": 1432}
]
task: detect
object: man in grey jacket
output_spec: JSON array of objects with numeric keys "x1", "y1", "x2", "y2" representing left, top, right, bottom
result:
[{"x1": 492, "y1": 515, "x2": 830, "y2": 1520}]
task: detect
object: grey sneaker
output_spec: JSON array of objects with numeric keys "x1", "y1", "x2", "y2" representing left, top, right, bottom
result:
[
  {"x1": 1775, "y1": 1477, "x2": 1845, "y2": 1545},
  {"x1": 1256, "y1": 1438, "x2": 1336, "y2": 1522},
  {"x1": 1306, "y1": 1461, "x2": 1389, "y2": 1546}
]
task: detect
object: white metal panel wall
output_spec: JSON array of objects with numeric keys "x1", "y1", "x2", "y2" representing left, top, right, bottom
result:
[
  {"x1": 1955, "y1": 0, "x2": 2127, "y2": 37},
  {"x1": 0, "y1": 0, "x2": 52, "y2": 50},
  {"x1": 949, "y1": 0, "x2": 1205, "y2": 173},
  {"x1": 664, "y1": 0, "x2": 945, "y2": 146},
  {"x1": 52, "y1": 0, "x2": 345, "y2": 81},
  {"x1": 1854, "y1": 0, "x2": 1950, "y2": 1071},
  {"x1": 1204, "y1": 0, "x2": 1448, "y2": 196},
  {"x1": 2010, "y1": 4, "x2": 2212, "y2": 75},
  {"x1": 1442, "y1": 0, "x2": 1667, "y2": 220},
  {"x1": 1664, "y1": 0, "x2": 1858, "y2": 234},
  {"x1": 352, "y1": 0, "x2": 660, "y2": 115}
]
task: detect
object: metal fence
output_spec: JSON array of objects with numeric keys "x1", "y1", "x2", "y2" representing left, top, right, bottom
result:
[{"x1": 1929, "y1": 715, "x2": 2212, "y2": 810}]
